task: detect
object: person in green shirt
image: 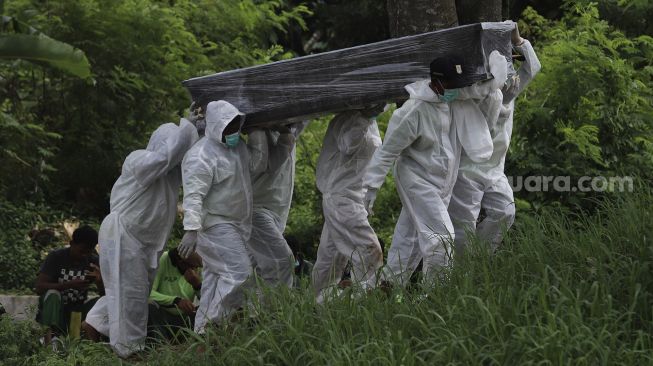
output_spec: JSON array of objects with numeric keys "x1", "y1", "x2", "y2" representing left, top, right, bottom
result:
[
  {"x1": 148, "y1": 248, "x2": 202, "y2": 339},
  {"x1": 82, "y1": 247, "x2": 201, "y2": 341}
]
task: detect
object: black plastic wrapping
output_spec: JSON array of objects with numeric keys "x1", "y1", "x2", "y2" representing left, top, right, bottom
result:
[{"x1": 183, "y1": 22, "x2": 515, "y2": 127}]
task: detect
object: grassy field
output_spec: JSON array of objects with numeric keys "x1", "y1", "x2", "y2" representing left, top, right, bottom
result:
[{"x1": 2, "y1": 189, "x2": 652, "y2": 365}]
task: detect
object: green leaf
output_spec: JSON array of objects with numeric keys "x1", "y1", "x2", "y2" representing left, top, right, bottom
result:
[{"x1": 0, "y1": 33, "x2": 91, "y2": 78}]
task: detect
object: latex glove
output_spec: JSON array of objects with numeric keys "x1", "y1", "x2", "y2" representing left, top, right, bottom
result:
[
  {"x1": 178, "y1": 231, "x2": 198, "y2": 259},
  {"x1": 188, "y1": 102, "x2": 206, "y2": 134},
  {"x1": 277, "y1": 130, "x2": 296, "y2": 146},
  {"x1": 364, "y1": 188, "x2": 378, "y2": 216},
  {"x1": 506, "y1": 74, "x2": 520, "y2": 94},
  {"x1": 187, "y1": 102, "x2": 203, "y2": 124},
  {"x1": 511, "y1": 23, "x2": 524, "y2": 46}
]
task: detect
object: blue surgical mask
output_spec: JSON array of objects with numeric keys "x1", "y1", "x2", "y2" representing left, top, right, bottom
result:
[
  {"x1": 225, "y1": 132, "x2": 240, "y2": 147},
  {"x1": 440, "y1": 89, "x2": 460, "y2": 102}
]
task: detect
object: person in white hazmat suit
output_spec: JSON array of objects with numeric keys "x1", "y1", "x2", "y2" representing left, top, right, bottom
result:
[
  {"x1": 92, "y1": 114, "x2": 199, "y2": 357},
  {"x1": 312, "y1": 106, "x2": 385, "y2": 303},
  {"x1": 449, "y1": 26, "x2": 541, "y2": 255},
  {"x1": 246, "y1": 122, "x2": 308, "y2": 288},
  {"x1": 177, "y1": 100, "x2": 267, "y2": 334},
  {"x1": 362, "y1": 51, "x2": 508, "y2": 286}
]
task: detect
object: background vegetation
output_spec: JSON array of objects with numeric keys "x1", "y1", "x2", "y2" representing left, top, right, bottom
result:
[
  {"x1": 4, "y1": 184, "x2": 652, "y2": 365},
  {"x1": 0, "y1": 0, "x2": 652, "y2": 362},
  {"x1": 1, "y1": 0, "x2": 651, "y2": 287}
]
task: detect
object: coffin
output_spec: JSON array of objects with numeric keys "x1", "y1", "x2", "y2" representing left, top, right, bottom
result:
[{"x1": 182, "y1": 22, "x2": 515, "y2": 127}]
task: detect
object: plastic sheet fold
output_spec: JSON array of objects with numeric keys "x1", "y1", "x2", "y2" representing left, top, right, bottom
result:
[{"x1": 183, "y1": 22, "x2": 515, "y2": 127}]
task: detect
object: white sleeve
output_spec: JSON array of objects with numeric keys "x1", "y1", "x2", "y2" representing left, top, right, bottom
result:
[
  {"x1": 362, "y1": 104, "x2": 419, "y2": 190},
  {"x1": 503, "y1": 39, "x2": 542, "y2": 102},
  {"x1": 132, "y1": 119, "x2": 198, "y2": 187},
  {"x1": 181, "y1": 149, "x2": 213, "y2": 231}
]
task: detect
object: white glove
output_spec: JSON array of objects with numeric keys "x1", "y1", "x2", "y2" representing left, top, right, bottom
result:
[
  {"x1": 364, "y1": 188, "x2": 378, "y2": 216},
  {"x1": 511, "y1": 23, "x2": 524, "y2": 46},
  {"x1": 188, "y1": 102, "x2": 206, "y2": 134},
  {"x1": 178, "y1": 231, "x2": 198, "y2": 259},
  {"x1": 506, "y1": 74, "x2": 520, "y2": 94}
]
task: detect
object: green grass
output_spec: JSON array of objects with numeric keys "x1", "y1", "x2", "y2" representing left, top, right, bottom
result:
[{"x1": 4, "y1": 189, "x2": 652, "y2": 365}]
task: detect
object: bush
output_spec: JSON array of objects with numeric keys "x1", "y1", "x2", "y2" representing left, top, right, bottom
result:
[
  {"x1": 10, "y1": 185, "x2": 651, "y2": 365},
  {"x1": 0, "y1": 199, "x2": 73, "y2": 291},
  {"x1": 509, "y1": 3, "x2": 653, "y2": 210},
  {"x1": 0, "y1": 316, "x2": 43, "y2": 366}
]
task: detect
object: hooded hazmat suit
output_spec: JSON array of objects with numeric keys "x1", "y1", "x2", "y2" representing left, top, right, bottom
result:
[
  {"x1": 312, "y1": 111, "x2": 383, "y2": 302},
  {"x1": 363, "y1": 51, "x2": 508, "y2": 286},
  {"x1": 181, "y1": 100, "x2": 261, "y2": 334},
  {"x1": 247, "y1": 123, "x2": 307, "y2": 288},
  {"x1": 449, "y1": 40, "x2": 541, "y2": 254},
  {"x1": 95, "y1": 119, "x2": 198, "y2": 357}
]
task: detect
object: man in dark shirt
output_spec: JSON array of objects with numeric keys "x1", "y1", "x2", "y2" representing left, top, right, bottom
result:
[{"x1": 35, "y1": 225, "x2": 103, "y2": 342}]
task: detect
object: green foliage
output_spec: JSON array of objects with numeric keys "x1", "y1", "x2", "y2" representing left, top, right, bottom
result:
[
  {"x1": 510, "y1": 3, "x2": 653, "y2": 208},
  {"x1": 0, "y1": 316, "x2": 43, "y2": 365},
  {"x1": 0, "y1": 33, "x2": 91, "y2": 77},
  {"x1": 574, "y1": 0, "x2": 653, "y2": 36},
  {"x1": 0, "y1": 12, "x2": 91, "y2": 78},
  {"x1": 0, "y1": 199, "x2": 77, "y2": 290},
  {"x1": 286, "y1": 119, "x2": 325, "y2": 257},
  {"x1": 11, "y1": 187, "x2": 653, "y2": 364},
  {"x1": 0, "y1": 0, "x2": 308, "y2": 214}
]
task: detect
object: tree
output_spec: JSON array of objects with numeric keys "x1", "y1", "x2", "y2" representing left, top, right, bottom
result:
[
  {"x1": 456, "y1": 0, "x2": 503, "y2": 24},
  {"x1": 0, "y1": 0, "x2": 307, "y2": 214},
  {"x1": 387, "y1": 0, "x2": 458, "y2": 37}
]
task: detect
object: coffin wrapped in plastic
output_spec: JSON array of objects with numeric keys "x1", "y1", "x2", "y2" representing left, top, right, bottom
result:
[{"x1": 182, "y1": 22, "x2": 515, "y2": 127}]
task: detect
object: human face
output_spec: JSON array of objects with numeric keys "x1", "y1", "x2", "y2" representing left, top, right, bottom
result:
[
  {"x1": 222, "y1": 115, "x2": 242, "y2": 138},
  {"x1": 70, "y1": 243, "x2": 94, "y2": 262}
]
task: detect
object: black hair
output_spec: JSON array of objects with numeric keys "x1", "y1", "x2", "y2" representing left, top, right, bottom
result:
[{"x1": 71, "y1": 225, "x2": 98, "y2": 249}]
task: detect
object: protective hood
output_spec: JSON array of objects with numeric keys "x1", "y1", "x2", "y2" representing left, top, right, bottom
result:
[
  {"x1": 204, "y1": 100, "x2": 245, "y2": 143},
  {"x1": 404, "y1": 79, "x2": 439, "y2": 103},
  {"x1": 147, "y1": 123, "x2": 178, "y2": 151}
]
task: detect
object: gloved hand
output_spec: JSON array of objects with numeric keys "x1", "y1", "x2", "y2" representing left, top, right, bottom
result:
[
  {"x1": 187, "y1": 102, "x2": 206, "y2": 135},
  {"x1": 187, "y1": 102, "x2": 203, "y2": 124},
  {"x1": 511, "y1": 23, "x2": 524, "y2": 46},
  {"x1": 364, "y1": 188, "x2": 378, "y2": 216},
  {"x1": 506, "y1": 74, "x2": 520, "y2": 94},
  {"x1": 277, "y1": 126, "x2": 296, "y2": 146},
  {"x1": 178, "y1": 230, "x2": 198, "y2": 259}
]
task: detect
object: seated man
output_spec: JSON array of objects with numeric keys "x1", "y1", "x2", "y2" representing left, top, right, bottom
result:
[
  {"x1": 35, "y1": 225, "x2": 103, "y2": 343},
  {"x1": 147, "y1": 248, "x2": 202, "y2": 339},
  {"x1": 83, "y1": 247, "x2": 202, "y2": 341}
]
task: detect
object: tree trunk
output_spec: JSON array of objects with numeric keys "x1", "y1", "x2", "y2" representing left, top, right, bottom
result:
[
  {"x1": 387, "y1": 0, "x2": 459, "y2": 37},
  {"x1": 455, "y1": 0, "x2": 503, "y2": 24}
]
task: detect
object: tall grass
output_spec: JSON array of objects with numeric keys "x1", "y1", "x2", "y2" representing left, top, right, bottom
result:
[{"x1": 11, "y1": 189, "x2": 653, "y2": 365}]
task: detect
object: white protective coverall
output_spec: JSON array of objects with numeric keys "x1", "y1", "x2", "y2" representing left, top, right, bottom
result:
[
  {"x1": 95, "y1": 119, "x2": 198, "y2": 357},
  {"x1": 312, "y1": 111, "x2": 384, "y2": 302},
  {"x1": 247, "y1": 123, "x2": 307, "y2": 288},
  {"x1": 449, "y1": 40, "x2": 541, "y2": 254},
  {"x1": 363, "y1": 51, "x2": 507, "y2": 286},
  {"x1": 181, "y1": 100, "x2": 260, "y2": 334}
]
